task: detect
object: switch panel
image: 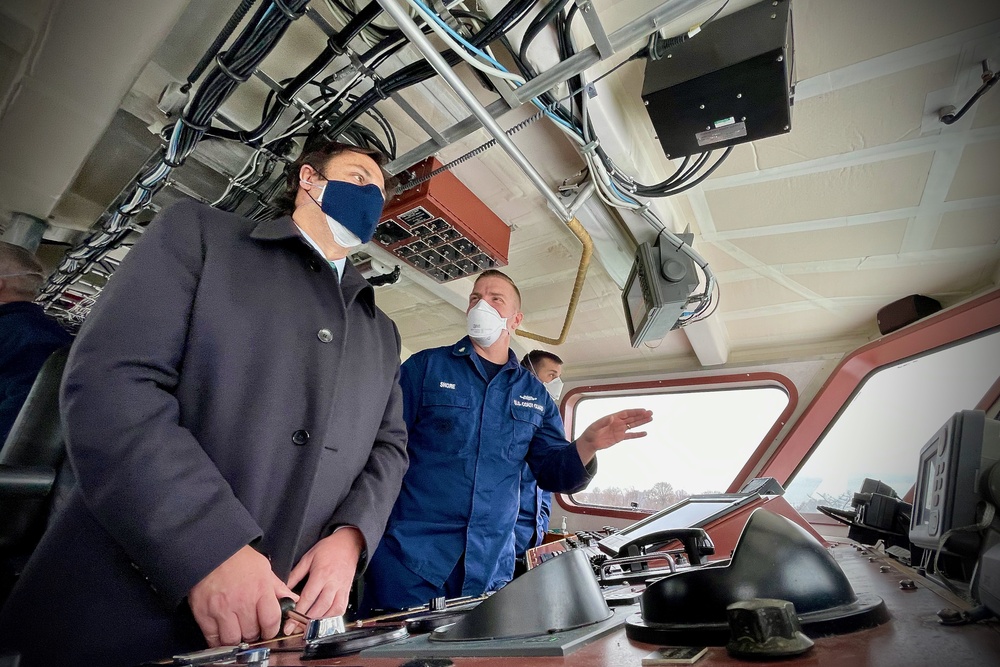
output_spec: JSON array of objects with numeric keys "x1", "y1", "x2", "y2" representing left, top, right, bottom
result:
[{"x1": 375, "y1": 158, "x2": 511, "y2": 282}]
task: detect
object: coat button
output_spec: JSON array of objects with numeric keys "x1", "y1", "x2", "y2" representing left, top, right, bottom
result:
[
  {"x1": 292, "y1": 429, "x2": 310, "y2": 445},
  {"x1": 317, "y1": 328, "x2": 333, "y2": 343},
  {"x1": 308, "y1": 259, "x2": 322, "y2": 272}
]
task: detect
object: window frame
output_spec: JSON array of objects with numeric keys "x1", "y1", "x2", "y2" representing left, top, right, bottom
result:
[
  {"x1": 559, "y1": 372, "x2": 798, "y2": 520},
  {"x1": 782, "y1": 327, "x2": 1000, "y2": 514},
  {"x1": 756, "y1": 288, "x2": 1000, "y2": 486}
]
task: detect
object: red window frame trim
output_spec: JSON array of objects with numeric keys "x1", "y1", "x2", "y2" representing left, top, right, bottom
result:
[
  {"x1": 757, "y1": 287, "x2": 1000, "y2": 486},
  {"x1": 556, "y1": 372, "x2": 798, "y2": 520}
]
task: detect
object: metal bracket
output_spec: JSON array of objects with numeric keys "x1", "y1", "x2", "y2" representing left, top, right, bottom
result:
[
  {"x1": 388, "y1": 0, "x2": 705, "y2": 171},
  {"x1": 485, "y1": 74, "x2": 522, "y2": 109},
  {"x1": 430, "y1": 0, "x2": 471, "y2": 38},
  {"x1": 253, "y1": 69, "x2": 320, "y2": 124},
  {"x1": 575, "y1": 0, "x2": 615, "y2": 60},
  {"x1": 377, "y1": 0, "x2": 574, "y2": 221},
  {"x1": 385, "y1": 97, "x2": 510, "y2": 174},
  {"x1": 389, "y1": 91, "x2": 448, "y2": 150},
  {"x1": 349, "y1": 51, "x2": 383, "y2": 82},
  {"x1": 304, "y1": 6, "x2": 337, "y2": 37}
]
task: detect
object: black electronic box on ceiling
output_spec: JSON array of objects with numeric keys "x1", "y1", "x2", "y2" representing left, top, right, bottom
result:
[{"x1": 641, "y1": 0, "x2": 795, "y2": 159}]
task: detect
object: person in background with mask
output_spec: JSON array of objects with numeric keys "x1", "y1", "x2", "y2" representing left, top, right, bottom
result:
[
  {"x1": 362, "y1": 270, "x2": 652, "y2": 611},
  {"x1": 513, "y1": 350, "x2": 564, "y2": 575},
  {"x1": 0, "y1": 141, "x2": 410, "y2": 667}
]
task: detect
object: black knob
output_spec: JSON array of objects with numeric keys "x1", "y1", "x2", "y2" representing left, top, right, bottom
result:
[
  {"x1": 279, "y1": 597, "x2": 297, "y2": 617},
  {"x1": 725, "y1": 598, "x2": 814, "y2": 659}
]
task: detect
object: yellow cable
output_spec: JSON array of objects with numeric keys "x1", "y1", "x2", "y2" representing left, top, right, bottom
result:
[{"x1": 515, "y1": 217, "x2": 593, "y2": 345}]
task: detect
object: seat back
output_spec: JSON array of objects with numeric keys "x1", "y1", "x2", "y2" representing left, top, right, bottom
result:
[{"x1": 0, "y1": 346, "x2": 70, "y2": 552}]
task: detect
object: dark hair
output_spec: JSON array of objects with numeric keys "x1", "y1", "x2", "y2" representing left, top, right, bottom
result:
[
  {"x1": 474, "y1": 269, "x2": 522, "y2": 309},
  {"x1": 521, "y1": 349, "x2": 563, "y2": 370},
  {"x1": 273, "y1": 140, "x2": 397, "y2": 215}
]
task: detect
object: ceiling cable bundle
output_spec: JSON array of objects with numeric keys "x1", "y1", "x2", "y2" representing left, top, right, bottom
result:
[
  {"x1": 40, "y1": 0, "x2": 313, "y2": 307},
  {"x1": 40, "y1": 0, "x2": 728, "y2": 323}
]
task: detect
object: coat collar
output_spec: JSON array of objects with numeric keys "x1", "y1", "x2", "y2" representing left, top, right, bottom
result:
[
  {"x1": 249, "y1": 215, "x2": 301, "y2": 242},
  {"x1": 340, "y1": 261, "x2": 377, "y2": 317},
  {"x1": 251, "y1": 215, "x2": 377, "y2": 317}
]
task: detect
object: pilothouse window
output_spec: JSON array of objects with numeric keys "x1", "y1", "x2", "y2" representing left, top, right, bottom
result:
[
  {"x1": 570, "y1": 386, "x2": 789, "y2": 510},
  {"x1": 785, "y1": 328, "x2": 1000, "y2": 514}
]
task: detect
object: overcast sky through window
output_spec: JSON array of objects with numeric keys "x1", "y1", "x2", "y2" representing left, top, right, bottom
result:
[
  {"x1": 573, "y1": 387, "x2": 789, "y2": 498},
  {"x1": 786, "y1": 329, "x2": 1000, "y2": 509}
]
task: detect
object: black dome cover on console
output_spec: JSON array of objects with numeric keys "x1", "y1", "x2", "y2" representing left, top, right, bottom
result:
[
  {"x1": 431, "y1": 547, "x2": 612, "y2": 641},
  {"x1": 626, "y1": 509, "x2": 889, "y2": 645}
]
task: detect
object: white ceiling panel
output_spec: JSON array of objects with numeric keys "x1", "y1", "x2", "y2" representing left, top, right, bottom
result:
[
  {"x1": 729, "y1": 219, "x2": 908, "y2": 265},
  {"x1": 792, "y1": 254, "x2": 1000, "y2": 299},
  {"x1": 792, "y1": 0, "x2": 1000, "y2": 81},
  {"x1": 693, "y1": 242, "x2": 749, "y2": 273},
  {"x1": 945, "y1": 139, "x2": 1000, "y2": 201},
  {"x1": 706, "y1": 153, "x2": 935, "y2": 231},
  {"x1": 711, "y1": 58, "x2": 957, "y2": 179},
  {"x1": 933, "y1": 206, "x2": 1000, "y2": 249},
  {"x1": 721, "y1": 277, "x2": 808, "y2": 312},
  {"x1": 724, "y1": 303, "x2": 876, "y2": 348}
]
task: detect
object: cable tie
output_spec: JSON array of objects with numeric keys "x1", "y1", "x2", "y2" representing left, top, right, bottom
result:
[
  {"x1": 215, "y1": 53, "x2": 252, "y2": 83},
  {"x1": 350, "y1": 52, "x2": 376, "y2": 79},
  {"x1": 580, "y1": 140, "x2": 600, "y2": 156},
  {"x1": 161, "y1": 155, "x2": 185, "y2": 168},
  {"x1": 272, "y1": 0, "x2": 306, "y2": 21},
  {"x1": 174, "y1": 116, "x2": 207, "y2": 133},
  {"x1": 371, "y1": 80, "x2": 389, "y2": 101},
  {"x1": 326, "y1": 35, "x2": 347, "y2": 58}
]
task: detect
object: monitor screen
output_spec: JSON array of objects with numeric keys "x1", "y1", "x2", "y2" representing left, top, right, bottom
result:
[
  {"x1": 598, "y1": 494, "x2": 757, "y2": 556},
  {"x1": 624, "y1": 267, "x2": 648, "y2": 336},
  {"x1": 909, "y1": 410, "x2": 1000, "y2": 551},
  {"x1": 912, "y1": 441, "x2": 939, "y2": 533},
  {"x1": 620, "y1": 240, "x2": 698, "y2": 348}
]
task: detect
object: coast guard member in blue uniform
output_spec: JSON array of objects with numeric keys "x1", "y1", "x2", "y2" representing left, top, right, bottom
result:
[
  {"x1": 363, "y1": 270, "x2": 652, "y2": 610},
  {"x1": 513, "y1": 350, "x2": 565, "y2": 574}
]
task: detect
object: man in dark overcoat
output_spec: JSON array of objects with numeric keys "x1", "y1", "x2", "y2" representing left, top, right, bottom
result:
[{"x1": 0, "y1": 142, "x2": 409, "y2": 666}]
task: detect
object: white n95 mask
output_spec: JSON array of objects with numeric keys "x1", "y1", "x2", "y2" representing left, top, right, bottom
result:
[
  {"x1": 544, "y1": 376, "x2": 564, "y2": 401},
  {"x1": 467, "y1": 299, "x2": 508, "y2": 347}
]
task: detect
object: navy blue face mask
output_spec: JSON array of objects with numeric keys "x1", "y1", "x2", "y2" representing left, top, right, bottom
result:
[{"x1": 311, "y1": 177, "x2": 386, "y2": 245}]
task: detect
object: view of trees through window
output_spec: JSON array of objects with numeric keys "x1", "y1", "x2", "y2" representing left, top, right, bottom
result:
[
  {"x1": 570, "y1": 385, "x2": 789, "y2": 511},
  {"x1": 576, "y1": 481, "x2": 693, "y2": 512}
]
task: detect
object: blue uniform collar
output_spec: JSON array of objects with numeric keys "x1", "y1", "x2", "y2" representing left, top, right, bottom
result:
[{"x1": 451, "y1": 336, "x2": 520, "y2": 381}]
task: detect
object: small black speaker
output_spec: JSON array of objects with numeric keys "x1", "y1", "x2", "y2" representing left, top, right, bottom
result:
[{"x1": 877, "y1": 294, "x2": 942, "y2": 335}]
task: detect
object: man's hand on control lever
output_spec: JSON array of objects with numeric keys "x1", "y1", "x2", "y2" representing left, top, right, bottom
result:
[
  {"x1": 283, "y1": 526, "x2": 365, "y2": 635},
  {"x1": 189, "y1": 544, "x2": 298, "y2": 647}
]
